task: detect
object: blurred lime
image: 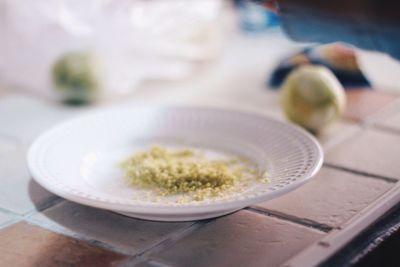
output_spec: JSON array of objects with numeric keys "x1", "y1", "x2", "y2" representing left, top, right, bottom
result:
[
  {"x1": 281, "y1": 65, "x2": 346, "y2": 132},
  {"x1": 52, "y1": 51, "x2": 100, "y2": 105}
]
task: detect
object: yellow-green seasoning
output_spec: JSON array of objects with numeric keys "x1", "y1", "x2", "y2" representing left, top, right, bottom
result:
[{"x1": 120, "y1": 145, "x2": 268, "y2": 202}]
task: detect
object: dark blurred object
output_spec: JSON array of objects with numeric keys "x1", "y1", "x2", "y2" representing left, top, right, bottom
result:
[
  {"x1": 234, "y1": 0, "x2": 279, "y2": 32},
  {"x1": 269, "y1": 43, "x2": 370, "y2": 89},
  {"x1": 277, "y1": 1, "x2": 400, "y2": 59},
  {"x1": 320, "y1": 203, "x2": 400, "y2": 267}
]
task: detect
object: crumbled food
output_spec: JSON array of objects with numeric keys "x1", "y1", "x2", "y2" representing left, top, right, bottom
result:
[{"x1": 120, "y1": 145, "x2": 268, "y2": 202}]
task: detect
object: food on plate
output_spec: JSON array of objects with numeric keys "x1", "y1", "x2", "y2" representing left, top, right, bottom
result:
[{"x1": 120, "y1": 145, "x2": 268, "y2": 202}]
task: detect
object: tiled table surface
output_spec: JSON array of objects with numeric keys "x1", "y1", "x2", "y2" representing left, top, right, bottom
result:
[{"x1": 1, "y1": 31, "x2": 400, "y2": 267}]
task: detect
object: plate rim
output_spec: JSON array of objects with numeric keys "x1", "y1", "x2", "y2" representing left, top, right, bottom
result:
[{"x1": 27, "y1": 105, "x2": 324, "y2": 214}]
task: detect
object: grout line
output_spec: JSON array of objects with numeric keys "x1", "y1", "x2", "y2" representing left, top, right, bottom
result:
[
  {"x1": 282, "y1": 182, "x2": 400, "y2": 267},
  {"x1": 142, "y1": 260, "x2": 174, "y2": 267},
  {"x1": 26, "y1": 217, "x2": 131, "y2": 256},
  {"x1": 122, "y1": 221, "x2": 209, "y2": 266},
  {"x1": 22, "y1": 198, "x2": 66, "y2": 220},
  {"x1": 0, "y1": 217, "x2": 22, "y2": 230},
  {"x1": 24, "y1": 201, "x2": 132, "y2": 256},
  {"x1": 87, "y1": 239, "x2": 133, "y2": 256},
  {"x1": 145, "y1": 260, "x2": 175, "y2": 267},
  {"x1": 27, "y1": 213, "x2": 207, "y2": 261},
  {"x1": 0, "y1": 197, "x2": 64, "y2": 221},
  {"x1": 363, "y1": 97, "x2": 400, "y2": 127},
  {"x1": 373, "y1": 124, "x2": 400, "y2": 136},
  {"x1": 0, "y1": 206, "x2": 19, "y2": 216},
  {"x1": 118, "y1": 259, "x2": 173, "y2": 267},
  {"x1": 0, "y1": 198, "x2": 66, "y2": 230},
  {"x1": 324, "y1": 163, "x2": 398, "y2": 183},
  {"x1": 36, "y1": 197, "x2": 65, "y2": 212},
  {"x1": 247, "y1": 207, "x2": 333, "y2": 233},
  {"x1": 321, "y1": 124, "x2": 365, "y2": 153},
  {"x1": 25, "y1": 200, "x2": 205, "y2": 258}
]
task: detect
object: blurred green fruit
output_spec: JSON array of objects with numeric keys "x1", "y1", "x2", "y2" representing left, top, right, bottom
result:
[
  {"x1": 281, "y1": 65, "x2": 346, "y2": 132},
  {"x1": 52, "y1": 51, "x2": 100, "y2": 105}
]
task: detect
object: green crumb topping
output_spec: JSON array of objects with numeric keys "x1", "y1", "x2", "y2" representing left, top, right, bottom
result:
[{"x1": 120, "y1": 145, "x2": 268, "y2": 201}]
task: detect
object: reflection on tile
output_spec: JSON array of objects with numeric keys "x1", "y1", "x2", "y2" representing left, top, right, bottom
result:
[
  {"x1": 0, "y1": 222, "x2": 127, "y2": 267},
  {"x1": 344, "y1": 89, "x2": 398, "y2": 121},
  {"x1": 254, "y1": 168, "x2": 393, "y2": 227},
  {"x1": 151, "y1": 210, "x2": 323, "y2": 267},
  {"x1": 326, "y1": 129, "x2": 400, "y2": 179},
  {"x1": 0, "y1": 144, "x2": 58, "y2": 214},
  {"x1": 30, "y1": 201, "x2": 192, "y2": 255}
]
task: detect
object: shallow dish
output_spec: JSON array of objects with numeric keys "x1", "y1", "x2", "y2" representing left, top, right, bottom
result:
[{"x1": 28, "y1": 106, "x2": 323, "y2": 221}]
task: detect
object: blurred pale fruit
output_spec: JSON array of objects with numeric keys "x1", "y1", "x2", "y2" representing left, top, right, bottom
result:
[
  {"x1": 52, "y1": 51, "x2": 100, "y2": 105},
  {"x1": 281, "y1": 65, "x2": 346, "y2": 132}
]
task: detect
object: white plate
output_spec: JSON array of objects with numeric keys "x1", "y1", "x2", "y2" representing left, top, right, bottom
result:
[{"x1": 28, "y1": 106, "x2": 323, "y2": 221}]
